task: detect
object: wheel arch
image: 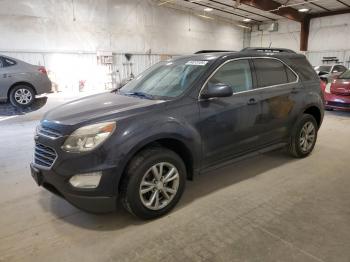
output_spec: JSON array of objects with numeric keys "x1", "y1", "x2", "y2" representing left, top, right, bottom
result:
[
  {"x1": 7, "y1": 81, "x2": 36, "y2": 99},
  {"x1": 303, "y1": 105, "x2": 322, "y2": 128},
  {"x1": 117, "y1": 135, "x2": 197, "y2": 193}
]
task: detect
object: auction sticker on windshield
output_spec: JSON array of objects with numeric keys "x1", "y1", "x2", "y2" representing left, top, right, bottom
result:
[{"x1": 185, "y1": 61, "x2": 208, "y2": 66}]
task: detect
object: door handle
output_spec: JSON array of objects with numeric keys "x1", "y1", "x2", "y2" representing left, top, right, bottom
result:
[{"x1": 247, "y1": 98, "x2": 257, "y2": 105}]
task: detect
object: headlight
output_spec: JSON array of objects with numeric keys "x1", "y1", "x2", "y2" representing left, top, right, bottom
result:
[{"x1": 62, "y1": 122, "x2": 116, "y2": 153}]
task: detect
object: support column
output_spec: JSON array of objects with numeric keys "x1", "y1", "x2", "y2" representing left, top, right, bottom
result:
[{"x1": 300, "y1": 17, "x2": 310, "y2": 51}]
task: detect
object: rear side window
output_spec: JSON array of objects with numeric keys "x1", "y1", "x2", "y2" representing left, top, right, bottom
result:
[
  {"x1": 333, "y1": 65, "x2": 346, "y2": 73},
  {"x1": 286, "y1": 65, "x2": 297, "y2": 82},
  {"x1": 253, "y1": 58, "x2": 296, "y2": 87},
  {"x1": 208, "y1": 59, "x2": 252, "y2": 93},
  {"x1": 1, "y1": 57, "x2": 16, "y2": 67}
]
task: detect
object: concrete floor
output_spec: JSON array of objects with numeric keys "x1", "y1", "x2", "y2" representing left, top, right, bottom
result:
[{"x1": 1, "y1": 96, "x2": 350, "y2": 262}]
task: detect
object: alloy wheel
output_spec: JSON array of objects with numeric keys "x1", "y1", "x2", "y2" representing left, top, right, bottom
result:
[
  {"x1": 139, "y1": 162, "x2": 180, "y2": 210},
  {"x1": 14, "y1": 88, "x2": 33, "y2": 105},
  {"x1": 299, "y1": 121, "x2": 316, "y2": 153}
]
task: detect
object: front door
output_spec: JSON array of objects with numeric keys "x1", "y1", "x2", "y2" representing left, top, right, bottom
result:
[{"x1": 198, "y1": 59, "x2": 263, "y2": 168}]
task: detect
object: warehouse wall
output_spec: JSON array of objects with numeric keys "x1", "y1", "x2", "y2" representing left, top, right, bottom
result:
[
  {"x1": 0, "y1": 0, "x2": 244, "y2": 92},
  {"x1": 250, "y1": 19, "x2": 301, "y2": 51},
  {"x1": 250, "y1": 13, "x2": 350, "y2": 67},
  {"x1": 0, "y1": 0, "x2": 243, "y2": 54}
]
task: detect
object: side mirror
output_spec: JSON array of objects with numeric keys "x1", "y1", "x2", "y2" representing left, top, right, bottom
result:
[{"x1": 200, "y1": 82, "x2": 233, "y2": 99}]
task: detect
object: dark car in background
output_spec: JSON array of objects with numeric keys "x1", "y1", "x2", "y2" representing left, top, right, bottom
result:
[
  {"x1": 30, "y1": 48, "x2": 324, "y2": 219},
  {"x1": 0, "y1": 55, "x2": 52, "y2": 107},
  {"x1": 314, "y1": 64, "x2": 348, "y2": 79},
  {"x1": 321, "y1": 69, "x2": 350, "y2": 111}
]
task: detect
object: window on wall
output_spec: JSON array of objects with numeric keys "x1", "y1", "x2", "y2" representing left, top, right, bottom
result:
[
  {"x1": 253, "y1": 58, "x2": 297, "y2": 88},
  {"x1": 208, "y1": 59, "x2": 252, "y2": 93}
]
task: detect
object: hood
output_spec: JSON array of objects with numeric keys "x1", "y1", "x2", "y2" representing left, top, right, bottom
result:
[
  {"x1": 331, "y1": 79, "x2": 350, "y2": 96},
  {"x1": 43, "y1": 92, "x2": 165, "y2": 125}
]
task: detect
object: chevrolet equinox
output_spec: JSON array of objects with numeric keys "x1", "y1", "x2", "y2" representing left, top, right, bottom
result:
[{"x1": 31, "y1": 48, "x2": 324, "y2": 219}]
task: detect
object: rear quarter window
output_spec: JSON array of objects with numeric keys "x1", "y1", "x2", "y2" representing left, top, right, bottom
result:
[
  {"x1": 288, "y1": 57, "x2": 319, "y2": 81},
  {"x1": 1, "y1": 57, "x2": 17, "y2": 67}
]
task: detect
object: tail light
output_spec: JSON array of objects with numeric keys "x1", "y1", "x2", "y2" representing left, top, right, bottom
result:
[{"x1": 38, "y1": 66, "x2": 47, "y2": 75}]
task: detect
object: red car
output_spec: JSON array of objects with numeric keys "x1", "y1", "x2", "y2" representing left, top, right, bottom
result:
[{"x1": 321, "y1": 70, "x2": 350, "y2": 111}]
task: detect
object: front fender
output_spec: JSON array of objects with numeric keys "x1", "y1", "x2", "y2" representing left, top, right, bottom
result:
[{"x1": 105, "y1": 114, "x2": 202, "y2": 194}]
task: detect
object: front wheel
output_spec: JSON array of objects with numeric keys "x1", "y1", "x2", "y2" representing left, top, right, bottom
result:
[
  {"x1": 120, "y1": 147, "x2": 186, "y2": 220},
  {"x1": 9, "y1": 85, "x2": 35, "y2": 107},
  {"x1": 287, "y1": 114, "x2": 318, "y2": 158}
]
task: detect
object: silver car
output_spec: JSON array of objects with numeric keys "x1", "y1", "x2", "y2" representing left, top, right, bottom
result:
[{"x1": 0, "y1": 55, "x2": 52, "y2": 107}]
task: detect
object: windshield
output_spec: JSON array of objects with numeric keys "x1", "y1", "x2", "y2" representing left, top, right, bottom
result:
[
  {"x1": 119, "y1": 59, "x2": 210, "y2": 99},
  {"x1": 339, "y1": 69, "x2": 350, "y2": 79},
  {"x1": 315, "y1": 66, "x2": 331, "y2": 72}
]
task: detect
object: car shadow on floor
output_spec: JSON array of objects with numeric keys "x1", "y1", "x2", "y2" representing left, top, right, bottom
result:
[
  {"x1": 0, "y1": 97, "x2": 48, "y2": 116},
  {"x1": 325, "y1": 110, "x2": 350, "y2": 118},
  {"x1": 41, "y1": 148, "x2": 297, "y2": 231}
]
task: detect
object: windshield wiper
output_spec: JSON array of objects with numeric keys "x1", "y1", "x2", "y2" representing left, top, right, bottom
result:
[{"x1": 124, "y1": 92, "x2": 155, "y2": 100}]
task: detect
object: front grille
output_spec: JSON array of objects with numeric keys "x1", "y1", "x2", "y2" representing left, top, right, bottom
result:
[
  {"x1": 34, "y1": 143, "x2": 57, "y2": 168},
  {"x1": 327, "y1": 101, "x2": 350, "y2": 108},
  {"x1": 38, "y1": 125, "x2": 62, "y2": 139}
]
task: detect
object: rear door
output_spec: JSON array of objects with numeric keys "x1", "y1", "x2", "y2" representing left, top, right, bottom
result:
[
  {"x1": 252, "y1": 57, "x2": 302, "y2": 144},
  {"x1": 0, "y1": 57, "x2": 8, "y2": 99},
  {"x1": 198, "y1": 58, "x2": 263, "y2": 167},
  {"x1": 0, "y1": 57, "x2": 17, "y2": 99}
]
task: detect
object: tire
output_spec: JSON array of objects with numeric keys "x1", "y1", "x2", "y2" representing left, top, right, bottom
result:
[
  {"x1": 287, "y1": 114, "x2": 318, "y2": 158},
  {"x1": 325, "y1": 107, "x2": 334, "y2": 111},
  {"x1": 9, "y1": 85, "x2": 35, "y2": 107},
  {"x1": 120, "y1": 146, "x2": 186, "y2": 220}
]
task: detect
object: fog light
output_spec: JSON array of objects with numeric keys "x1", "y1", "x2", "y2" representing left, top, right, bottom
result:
[{"x1": 69, "y1": 172, "x2": 102, "y2": 189}]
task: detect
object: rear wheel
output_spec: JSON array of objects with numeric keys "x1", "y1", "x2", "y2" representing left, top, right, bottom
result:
[
  {"x1": 120, "y1": 147, "x2": 186, "y2": 219},
  {"x1": 287, "y1": 114, "x2": 318, "y2": 158},
  {"x1": 9, "y1": 85, "x2": 35, "y2": 107}
]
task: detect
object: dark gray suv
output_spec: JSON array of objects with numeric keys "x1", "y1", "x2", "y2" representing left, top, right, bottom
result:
[{"x1": 30, "y1": 48, "x2": 324, "y2": 219}]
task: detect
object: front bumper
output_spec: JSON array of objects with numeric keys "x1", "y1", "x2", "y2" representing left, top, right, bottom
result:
[{"x1": 30, "y1": 163, "x2": 117, "y2": 213}]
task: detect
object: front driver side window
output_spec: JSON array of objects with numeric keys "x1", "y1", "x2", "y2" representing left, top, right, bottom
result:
[{"x1": 208, "y1": 59, "x2": 252, "y2": 93}]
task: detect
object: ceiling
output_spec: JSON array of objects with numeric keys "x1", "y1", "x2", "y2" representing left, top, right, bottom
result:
[{"x1": 157, "y1": 0, "x2": 350, "y2": 23}]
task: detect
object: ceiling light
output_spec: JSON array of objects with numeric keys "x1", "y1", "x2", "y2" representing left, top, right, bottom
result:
[
  {"x1": 243, "y1": 18, "x2": 252, "y2": 22},
  {"x1": 197, "y1": 14, "x2": 215, "y2": 20},
  {"x1": 204, "y1": 7, "x2": 213, "y2": 12},
  {"x1": 298, "y1": 8, "x2": 310, "y2": 12}
]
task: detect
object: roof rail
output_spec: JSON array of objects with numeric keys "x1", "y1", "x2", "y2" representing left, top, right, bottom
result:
[
  {"x1": 195, "y1": 50, "x2": 235, "y2": 54},
  {"x1": 241, "y1": 47, "x2": 296, "y2": 54}
]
